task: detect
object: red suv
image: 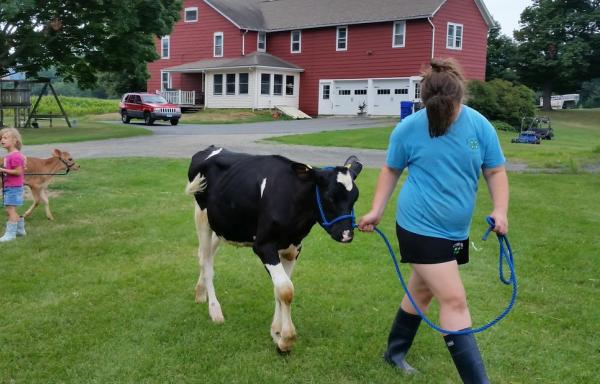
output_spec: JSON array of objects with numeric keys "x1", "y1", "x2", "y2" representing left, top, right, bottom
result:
[{"x1": 120, "y1": 92, "x2": 182, "y2": 125}]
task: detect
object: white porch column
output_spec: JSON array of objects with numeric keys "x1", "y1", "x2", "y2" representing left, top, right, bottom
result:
[{"x1": 367, "y1": 79, "x2": 375, "y2": 115}]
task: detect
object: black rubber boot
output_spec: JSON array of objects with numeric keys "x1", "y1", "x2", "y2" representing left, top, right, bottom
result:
[
  {"x1": 444, "y1": 330, "x2": 489, "y2": 384},
  {"x1": 383, "y1": 308, "x2": 422, "y2": 374}
]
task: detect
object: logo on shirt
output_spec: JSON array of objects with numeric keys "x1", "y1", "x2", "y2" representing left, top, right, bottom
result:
[{"x1": 467, "y1": 138, "x2": 479, "y2": 150}]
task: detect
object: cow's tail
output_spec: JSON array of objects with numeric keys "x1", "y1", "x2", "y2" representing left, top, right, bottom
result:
[{"x1": 185, "y1": 173, "x2": 207, "y2": 196}]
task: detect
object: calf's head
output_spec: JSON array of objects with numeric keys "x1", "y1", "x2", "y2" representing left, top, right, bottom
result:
[
  {"x1": 53, "y1": 149, "x2": 80, "y2": 172},
  {"x1": 293, "y1": 156, "x2": 362, "y2": 243}
]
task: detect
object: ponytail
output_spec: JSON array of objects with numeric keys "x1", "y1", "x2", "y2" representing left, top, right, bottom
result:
[{"x1": 420, "y1": 58, "x2": 465, "y2": 137}]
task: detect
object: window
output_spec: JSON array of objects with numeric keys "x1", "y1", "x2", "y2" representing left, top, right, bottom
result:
[
  {"x1": 257, "y1": 32, "x2": 266, "y2": 52},
  {"x1": 214, "y1": 32, "x2": 223, "y2": 57},
  {"x1": 261, "y1": 74, "x2": 271, "y2": 95},
  {"x1": 377, "y1": 89, "x2": 391, "y2": 95},
  {"x1": 337, "y1": 26, "x2": 348, "y2": 51},
  {"x1": 323, "y1": 85, "x2": 330, "y2": 99},
  {"x1": 226, "y1": 74, "x2": 236, "y2": 95},
  {"x1": 415, "y1": 82, "x2": 421, "y2": 99},
  {"x1": 285, "y1": 75, "x2": 294, "y2": 95},
  {"x1": 392, "y1": 21, "x2": 405, "y2": 48},
  {"x1": 291, "y1": 30, "x2": 301, "y2": 53},
  {"x1": 239, "y1": 73, "x2": 249, "y2": 94},
  {"x1": 161, "y1": 35, "x2": 170, "y2": 59},
  {"x1": 213, "y1": 74, "x2": 223, "y2": 95},
  {"x1": 447, "y1": 23, "x2": 463, "y2": 50},
  {"x1": 273, "y1": 74, "x2": 283, "y2": 95},
  {"x1": 354, "y1": 89, "x2": 367, "y2": 95},
  {"x1": 339, "y1": 90, "x2": 351, "y2": 95},
  {"x1": 161, "y1": 71, "x2": 171, "y2": 90},
  {"x1": 395, "y1": 89, "x2": 408, "y2": 95},
  {"x1": 184, "y1": 7, "x2": 198, "y2": 22}
]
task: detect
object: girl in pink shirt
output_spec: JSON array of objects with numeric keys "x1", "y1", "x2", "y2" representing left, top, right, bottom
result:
[{"x1": 0, "y1": 128, "x2": 26, "y2": 242}]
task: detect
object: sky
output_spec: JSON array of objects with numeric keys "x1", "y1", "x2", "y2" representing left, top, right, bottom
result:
[{"x1": 483, "y1": 0, "x2": 533, "y2": 36}]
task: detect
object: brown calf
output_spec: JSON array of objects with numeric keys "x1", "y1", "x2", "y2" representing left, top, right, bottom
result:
[{"x1": 16, "y1": 149, "x2": 79, "y2": 220}]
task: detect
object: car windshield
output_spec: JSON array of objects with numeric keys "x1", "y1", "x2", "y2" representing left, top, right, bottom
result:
[{"x1": 142, "y1": 95, "x2": 168, "y2": 103}]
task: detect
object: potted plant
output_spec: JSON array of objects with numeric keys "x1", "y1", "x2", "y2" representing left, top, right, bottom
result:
[{"x1": 357, "y1": 101, "x2": 367, "y2": 116}]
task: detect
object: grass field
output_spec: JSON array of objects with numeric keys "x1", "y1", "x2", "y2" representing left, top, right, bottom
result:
[
  {"x1": 268, "y1": 109, "x2": 600, "y2": 172},
  {"x1": 1, "y1": 158, "x2": 599, "y2": 383}
]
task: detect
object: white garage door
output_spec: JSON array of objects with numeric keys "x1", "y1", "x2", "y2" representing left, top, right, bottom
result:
[
  {"x1": 333, "y1": 80, "x2": 368, "y2": 115},
  {"x1": 372, "y1": 79, "x2": 411, "y2": 116}
]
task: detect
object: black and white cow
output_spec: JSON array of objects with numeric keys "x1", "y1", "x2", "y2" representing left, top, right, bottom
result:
[{"x1": 185, "y1": 145, "x2": 362, "y2": 352}]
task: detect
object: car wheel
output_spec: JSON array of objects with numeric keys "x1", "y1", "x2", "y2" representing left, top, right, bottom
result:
[
  {"x1": 144, "y1": 112, "x2": 154, "y2": 126},
  {"x1": 170, "y1": 119, "x2": 179, "y2": 126},
  {"x1": 121, "y1": 110, "x2": 131, "y2": 124}
]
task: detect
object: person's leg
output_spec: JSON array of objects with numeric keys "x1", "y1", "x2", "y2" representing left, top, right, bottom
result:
[
  {"x1": 384, "y1": 269, "x2": 434, "y2": 373},
  {"x1": 0, "y1": 206, "x2": 18, "y2": 242},
  {"x1": 412, "y1": 261, "x2": 488, "y2": 383}
]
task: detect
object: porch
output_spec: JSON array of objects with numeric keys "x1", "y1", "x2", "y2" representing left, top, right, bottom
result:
[{"x1": 156, "y1": 90, "x2": 204, "y2": 112}]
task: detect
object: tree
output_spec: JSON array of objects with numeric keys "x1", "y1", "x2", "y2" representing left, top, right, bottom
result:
[
  {"x1": 0, "y1": 0, "x2": 181, "y2": 89},
  {"x1": 486, "y1": 22, "x2": 519, "y2": 82},
  {"x1": 514, "y1": 0, "x2": 600, "y2": 110}
]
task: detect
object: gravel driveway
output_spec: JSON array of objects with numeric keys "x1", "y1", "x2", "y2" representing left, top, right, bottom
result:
[
  {"x1": 23, "y1": 117, "x2": 397, "y2": 168},
  {"x1": 23, "y1": 117, "x2": 526, "y2": 170}
]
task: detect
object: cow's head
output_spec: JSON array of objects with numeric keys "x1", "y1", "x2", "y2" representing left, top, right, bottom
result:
[
  {"x1": 53, "y1": 149, "x2": 80, "y2": 172},
  {"x1": 293, "y1": 156, "x2": 362, "y2": 243}
]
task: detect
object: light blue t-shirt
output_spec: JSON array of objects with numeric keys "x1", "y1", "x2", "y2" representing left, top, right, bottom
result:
[{"x1": 386, "y1": 105, "x2": 505, "y2": 240}]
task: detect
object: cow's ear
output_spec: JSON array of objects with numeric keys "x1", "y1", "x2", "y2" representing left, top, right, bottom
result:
[
  {"x1": 292, "y1": 163, "x2": 314, "y2": 180},
  {"x1": 344, "y1": 155, "x2": 363, "y2": 179},
  {"x1": 52, "y1": 149, "x2": 62, "y2": 157}
]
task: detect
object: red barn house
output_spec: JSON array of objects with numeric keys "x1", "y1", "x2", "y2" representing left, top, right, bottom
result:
[{"x1": 147, "y1": 0, "x2": 493, "y2": 117}]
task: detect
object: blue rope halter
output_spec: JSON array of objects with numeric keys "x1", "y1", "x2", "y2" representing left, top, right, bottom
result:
[
  {"x1": 375, "y1": 216, "x2": 516, "y2": 335},
  {"x1": 312, "y1": 173, "x2": 516, "y2": 335},
  {"x1": 315, "y1": 186, "x2": 356, "y2": 228}
]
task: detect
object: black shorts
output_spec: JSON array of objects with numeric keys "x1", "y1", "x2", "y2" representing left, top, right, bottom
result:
[{"x1": 396, "y1": 224, "x2": 469, "y2": 265}]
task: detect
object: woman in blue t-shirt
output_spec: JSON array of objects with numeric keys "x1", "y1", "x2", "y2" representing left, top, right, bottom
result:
[{"x1": 358, "y1": 58, "x2": 508, "y2": 383}]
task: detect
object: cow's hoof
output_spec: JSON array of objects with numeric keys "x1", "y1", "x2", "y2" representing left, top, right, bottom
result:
[
  {"x1": 209, "y1": 302, "x2": 224, "y2": 323},
  {"x1": 271, "y1": 330, "x2": 281, "y2": 344},
  {"x1": 276, "y1": 335, "x2": 296, "y2": 353},
  {"x1": 276, "y1": 346, "x2": 291, "y2": 355}
]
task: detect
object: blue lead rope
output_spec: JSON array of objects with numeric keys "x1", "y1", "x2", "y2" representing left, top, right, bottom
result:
[{"x1": 368, "y1": 217, "x2": 516, "y2": 335}]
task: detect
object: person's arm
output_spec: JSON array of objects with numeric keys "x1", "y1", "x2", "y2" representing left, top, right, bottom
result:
[
  {"x1": 483, "y1": 165, "x2": 509, "y2": 234},
  {"x1": 358, "y1": 165, "x2": 402, "y2": 232}
]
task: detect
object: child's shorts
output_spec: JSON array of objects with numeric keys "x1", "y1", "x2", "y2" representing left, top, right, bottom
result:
[
  {"x1": 396, "y1": 224, "x2": 470, "y2": 265},
  {"x1": 3, "y1": 186, "x2": 24, "y2": 207}
]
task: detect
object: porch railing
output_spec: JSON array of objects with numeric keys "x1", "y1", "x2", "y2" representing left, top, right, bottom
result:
[{"x1": 157, "y1": 90, "x2": 196, "y2": 105}]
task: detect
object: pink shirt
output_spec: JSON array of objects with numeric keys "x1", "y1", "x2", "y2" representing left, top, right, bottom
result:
[{"x1": 2, "y1": 151, "x2": 25, "y2": 187}]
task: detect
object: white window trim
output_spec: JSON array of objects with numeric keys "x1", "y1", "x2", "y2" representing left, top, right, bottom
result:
[
  {"x1": 160, "y1": 71, "x2": 171, "y2": 91},
  {"x1": 161, "y1": 35, "x2": 170, "y2": 59},
  {"x1": 290, "y1": 30, "x2": 301, "y2": 53},
  {"x1": 257, "y1": 32, "x2": 266, "y2": 52},
  {"x1": 214, "y1": 32, "x2": 224, "y2": 57},
  {"x1": 336, "y1": 26, "x2": 348, "y2": 51},
  {"x1": 446, "y1": 22, "x2": 463, "y2": 50},
  {"x1": 184, "y1": 7, "x2": 198, "y2": 22},
  {"x1": 392, "y1": 21, "x2": 406, "y2": 48}
]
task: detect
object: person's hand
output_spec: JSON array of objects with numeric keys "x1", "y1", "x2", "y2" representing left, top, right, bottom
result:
[
  {"x1": 489, "y1": 211, "x2": 508, "y2": 235},
  {"x1": 357, "y1": 210, "x2": 382, "y2": 232}
]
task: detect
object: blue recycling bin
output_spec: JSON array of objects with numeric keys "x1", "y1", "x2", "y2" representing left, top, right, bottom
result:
[{"x1": 400, "y1": 101, "x2": 414, "y2": 119}]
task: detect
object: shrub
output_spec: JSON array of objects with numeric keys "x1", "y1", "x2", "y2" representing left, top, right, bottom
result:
[
  {"x1": 491, "y1": 120, "x2": 515, "y2": 131},
  {"x1": 580, "y1": 78, "x2": 600, "y2": 108},
  {"x1": 466, "y1": 79, "x2": 536, "y2": 127}
]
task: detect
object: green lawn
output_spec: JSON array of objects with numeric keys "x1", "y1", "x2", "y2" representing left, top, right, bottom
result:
[
  {"x1": 267, "y1": 109, "x2": 600, "y2": 172},
  {"x1": 19, "y1": 119, "x2": 152, "y2": 145},
  {"x1": 1, "y1": 158, "x2": 598, "y2": 383}
]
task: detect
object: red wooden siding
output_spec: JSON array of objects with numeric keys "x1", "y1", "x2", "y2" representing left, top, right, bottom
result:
[
  {"x1": 267, "y1": 20, "x2": 433, "y2": 116},
  {"x1": 147, "y1": 0, "x2": 245, "y2": 93},
  {"x1": 432, "y1": 0, "x2": 488, "y2": 80}
]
